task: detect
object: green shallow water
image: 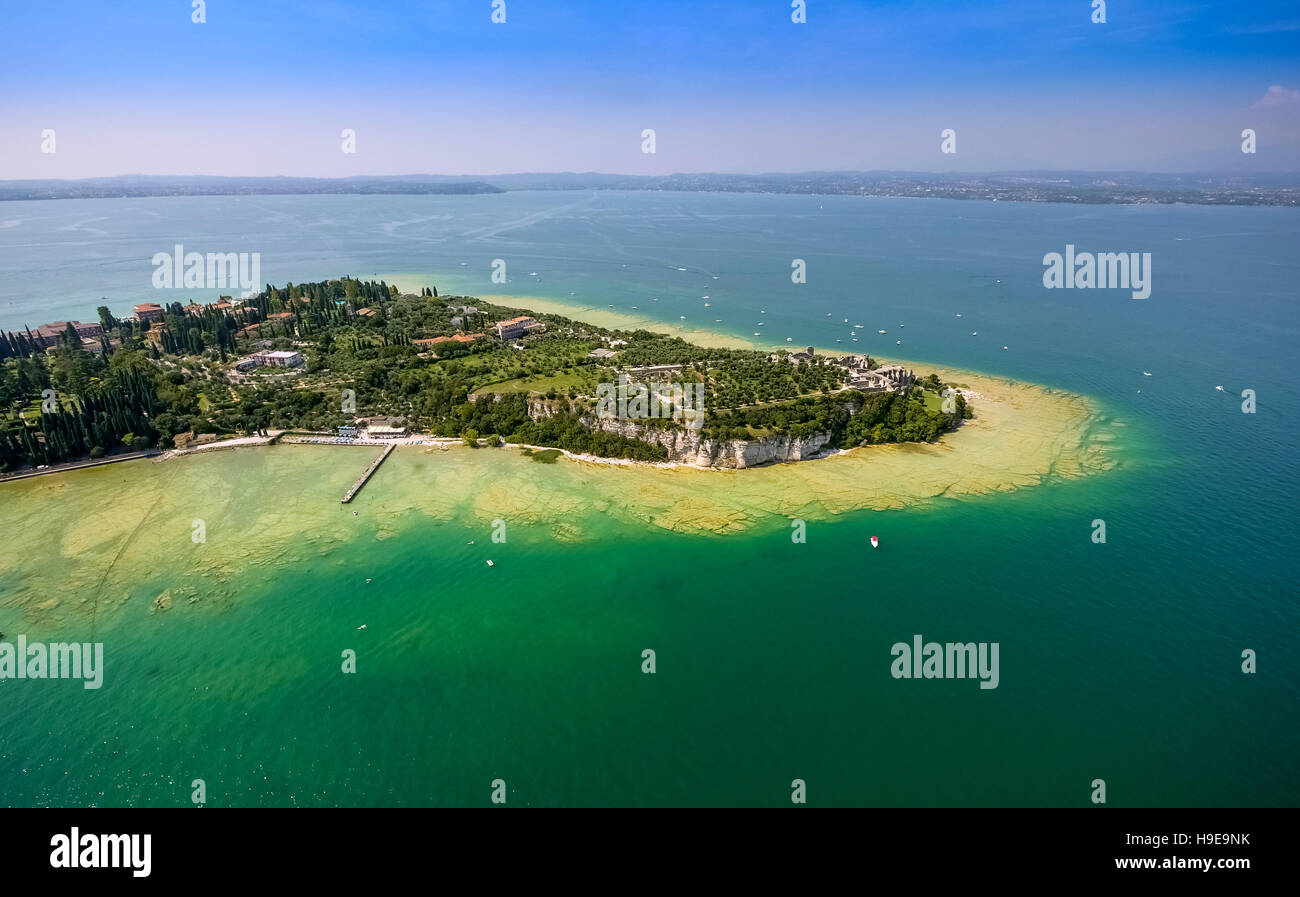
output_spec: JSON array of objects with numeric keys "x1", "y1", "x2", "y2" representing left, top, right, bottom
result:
[
  {"x1": 0, "y1": 437, "x2": 1295, "y2": 807},
  {"x1": 1, "y1": 192, "x2": 1297, "y2": 806}
]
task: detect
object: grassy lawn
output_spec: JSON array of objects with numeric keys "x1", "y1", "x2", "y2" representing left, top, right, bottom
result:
[{"x1": 471, "y1": 368, "x2": 591, "y2": 398}]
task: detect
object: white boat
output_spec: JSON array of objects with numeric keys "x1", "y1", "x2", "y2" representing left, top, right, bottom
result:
[
  {"x1": 1143, "y1": 371, "x2": 1152, "y2": 376},
  {"x1": 870, "y1": 536, "x2": 879, "y2": 548},
  {"x1": 486, "y1": 559, "x2": 495, "y2": 566},
  {"x1": 897, "y1": 340, "x2": 901, "y2": 345},
  {"x1": 357, "y1": 624, "x2": 366, "y2": 630},
  {"x1": 878, "y1": 329, "x2": 886, "y2": 334},
  {"x1": 1215, "y1": 385, "x2": 1225, "y2": 391}
]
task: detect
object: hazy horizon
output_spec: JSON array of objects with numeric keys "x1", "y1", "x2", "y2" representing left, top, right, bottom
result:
[{"x1": 5, "y1": 167, "x2": 1300, "y2": 183}]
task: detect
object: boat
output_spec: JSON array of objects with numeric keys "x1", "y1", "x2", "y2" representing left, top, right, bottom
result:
[
  {"x1": 486, "y1": 559, "x2": 495, "y2": 566},
  {"x1": 878, "y1": 329, "x2": 887, "y2": 334},
  {"x1": 467, "y1": 540, "x2": 475, "y2": 544},
  {"x1": 897, "y1": 340, "x2": 901, "y2": 345},
  {"x1": 357, "y1": 624, "x2": 366, "y2": 630},
  {"x1": 365, "y1": 578, "x2": 372, "y2": 584},
  {"x1": 1215, "y1": 385, "x2": 1225, "y2": 391},
  {"x1": 1143, "y1": 371, "x2": 1152, "y2": 376},
  {"x1": 870, "y1": 536, "x2": 879, "y2": 548}
]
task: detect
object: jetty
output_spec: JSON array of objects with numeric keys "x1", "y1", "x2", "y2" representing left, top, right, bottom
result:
[{"x1": 342, "y1": 444, "x2": 394, "y2": 503}]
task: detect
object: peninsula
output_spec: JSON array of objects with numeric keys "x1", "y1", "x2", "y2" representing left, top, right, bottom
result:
[{"x1": 2, "y1": 278, "x2": 976, "y2": 473}]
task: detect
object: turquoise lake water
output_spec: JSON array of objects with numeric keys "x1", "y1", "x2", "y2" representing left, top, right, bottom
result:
[{"x1": 0, "y1": 192, "x2": 1296, "y2": 806}]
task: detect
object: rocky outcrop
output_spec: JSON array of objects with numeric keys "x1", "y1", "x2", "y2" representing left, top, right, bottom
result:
[{"x1": 527, "y1": 399, "x2": 833, "y2": 469}]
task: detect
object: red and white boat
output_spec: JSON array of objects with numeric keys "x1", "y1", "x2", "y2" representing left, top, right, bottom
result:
[{"x1": 870, "y1": 536, "x2": 879, "y2": 549}]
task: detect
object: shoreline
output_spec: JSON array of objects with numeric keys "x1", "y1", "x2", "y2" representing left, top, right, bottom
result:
[{"x1": 383, "y1": 273, "x2": 1086, "y2": 397}]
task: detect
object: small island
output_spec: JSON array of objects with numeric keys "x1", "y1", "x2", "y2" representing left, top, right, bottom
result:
[{"x1": 1, "y1": 278, "x2": 977, "y2": 474}]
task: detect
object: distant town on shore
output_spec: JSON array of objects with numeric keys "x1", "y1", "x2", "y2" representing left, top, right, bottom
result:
[{"x1": 2, "y1": 171, "x2": 1298, "y2": 206}]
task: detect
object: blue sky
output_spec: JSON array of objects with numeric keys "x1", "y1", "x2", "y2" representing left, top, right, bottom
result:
[{"x1": 2, "y1": 0, "x2": 1298, "y2": 176}]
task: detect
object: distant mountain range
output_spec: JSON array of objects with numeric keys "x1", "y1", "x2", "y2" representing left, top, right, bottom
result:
[{"x1": 2, "y1": 171, "x2": 1298, "y2": 205}]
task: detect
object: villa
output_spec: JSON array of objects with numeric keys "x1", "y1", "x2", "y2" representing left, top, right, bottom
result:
[
  {"x1": 133, "y1": 303, "x2": 164, "y2": 323},
  {"x1": 233, "y1": 350, "x2": 303, "y2": 372},
  {"x1": 31, "y1": 320, "x2": 102, "y2": 347},
  {"x1": 495, "y1": 316, "x2": 546, "y2": 340}
]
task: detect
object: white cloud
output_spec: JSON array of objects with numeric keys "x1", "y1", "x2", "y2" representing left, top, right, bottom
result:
[{"x1": 1254, "y1": 85, "x2": 1300, "y2": 107}]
